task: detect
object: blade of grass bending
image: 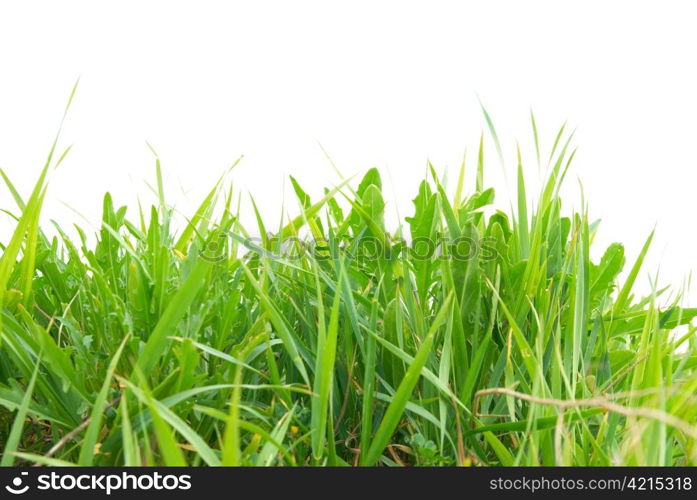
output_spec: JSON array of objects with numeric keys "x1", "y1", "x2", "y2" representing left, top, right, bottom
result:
[
  {"x1": 119, "y1": 395, "x2": 138, "y2": 466},
  {"x1": 0, "y1": 168, "x2": 27, "y2": 210},
  {"x1": 134, "y1": 257, "x2": 211, "y2": 375},
  {"x1": 11, "y1": 453, "x2": 75, "y2": 466},
  {"x1": 196, "y1": 406, "x2": 295, "y2": 464},
  {"x1": 171, "y1": 337, "x2": 263, "y2": 376},
  {"x1": 120, "y1": 378, "x2": 220, "y2": 466},
  {"x1": 148, "y1": 399, "x2": 187, "y2": 466},
  {"x1": 372, "y1": 392, "x2": 442, "y2": 427},
  {"x1": 241, "y1": 263, "x2": 310, "y2": 385},
  {"x1": 174, "y1": 157, "x2": 240, "y2": 254},
  {"x1": 483, "y1": 431, "x2": 514, "y2": 466},
  {"x1": 369, "y1": 329, "x2": 468, "y2": 412},
  {"x1": 278, "y1": 178, "x2": 352, "y2": 240},
  {"x1": 466, "y1": 408, "x2": 602, "y2": 437},
  {"x1": 361, "y1": 293, "x2": 453, "y2": 466},
  {"x1": 255, "y1": 406, "x2": 295, "y2": 466}
]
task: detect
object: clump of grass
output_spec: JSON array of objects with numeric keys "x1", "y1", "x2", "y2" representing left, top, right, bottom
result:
[{"x1": 0, "y1": 95, "x2": 696, "y2": 466}]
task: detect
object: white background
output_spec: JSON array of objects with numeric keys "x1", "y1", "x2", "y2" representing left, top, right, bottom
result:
[{"x1": 1, "y1": 1, "x2": 695, "y2": 302}]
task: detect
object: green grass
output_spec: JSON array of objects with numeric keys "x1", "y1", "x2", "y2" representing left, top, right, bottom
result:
[{"x1": 1, "y1": 97, "x2": 696, "y2": 466}]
